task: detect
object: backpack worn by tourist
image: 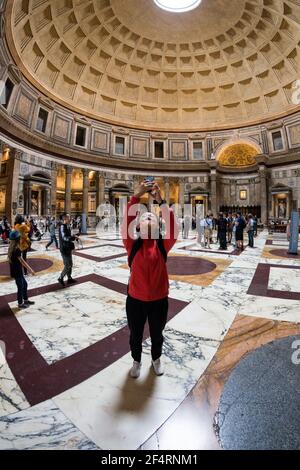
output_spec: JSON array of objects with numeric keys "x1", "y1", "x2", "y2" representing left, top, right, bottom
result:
[{"x1": 128, "y1": 235, "x2": 167, "y2": 268}]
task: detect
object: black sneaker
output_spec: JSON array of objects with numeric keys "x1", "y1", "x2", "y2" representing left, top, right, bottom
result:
[
  {"x1": 58, "y1": 278, "x2": 65, "y2": 287},
  {"x1": 67, "y1": 278, "x2": 76, "y2": 284},
  {"x1": 24, "y1": 300, "x2": 35, "y2": 306},
  {"x1": 18, "y1": 303, "x2": 29, "y2": 309}
]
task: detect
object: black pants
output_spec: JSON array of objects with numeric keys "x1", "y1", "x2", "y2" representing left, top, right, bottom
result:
[
  {"x1": 46, "y1": 234, "x2": 58, "y2": 249},
  {"x1": 15, "y1": 275, "x2": 28, "y2": 305},
  {"x1": 126, "y1": 295, "x2": 168, "y2": 363},
  {"x1": 22, "y1": 249, "x2": 28, "y2": 275},
  {"x1": 60, "y1": 252, "x2": 73, "y2": 280},
  {"x1": 219, "y1": 231, "x2": 227, "y2": 249}
]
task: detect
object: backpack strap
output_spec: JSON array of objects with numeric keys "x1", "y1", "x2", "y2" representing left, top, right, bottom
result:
[
  {"x1": 156, "y1": 235, "x2": 167, "y2": 263},
  {"x1": 128, "y1": 235, "x2": 167, "y2": 269},
  {"x1": 128, "y1": 237, "x2": 143, "y2": 268}
]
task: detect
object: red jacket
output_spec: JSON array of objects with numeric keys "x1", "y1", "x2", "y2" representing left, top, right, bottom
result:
[{"x1": 122, "y1": 196, "x2": 178, "y2": 302}]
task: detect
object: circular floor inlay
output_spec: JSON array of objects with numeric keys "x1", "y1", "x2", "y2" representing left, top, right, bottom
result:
[
  {"x1": 167, "y1": 256, "x2": 216, "y2": 275},
  {"x1": 216, "y1": 335, "x2": 300, "y2": 450},
  {"x1": 269, "y1": 249, "x2": 299, "y2": 259},
  {"x1": 0, "y1": 258, "x2": 53, "y2": 276}
]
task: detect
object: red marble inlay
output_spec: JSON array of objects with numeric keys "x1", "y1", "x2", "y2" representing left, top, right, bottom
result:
[
  {"x1": 0, "y1": 258, "x2": 53, "y2": 276},
  {"x1": 0, "y1": 274, "x2": 187, "y2": 405},
  {"x1": 247, "y1": 263, "x2": 300, "y2": 301}
]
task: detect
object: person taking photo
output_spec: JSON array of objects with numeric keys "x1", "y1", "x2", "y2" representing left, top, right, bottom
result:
[{"x1": 122, "y1": 180, "x2": 179, "y2": 378}]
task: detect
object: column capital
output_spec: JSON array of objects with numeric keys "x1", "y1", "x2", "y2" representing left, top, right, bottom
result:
[
  {"x1": 256, "y1": 154, "x2": 268, "y2": 166},
  {"x1": 14, "y1": 149, "x2": 23, "y2": 161},
  {"x1": 65, "y1": 165, "x2": 73, "y2": 175},
  {"x1": 97, "y1": 170, "x2": 105, "y2": 179},
  {"x1": 208, "y1": 160, "x2": 218, "y2": 172},
  {"x1": 82, "y1": 168, "x2": 90, "y2": 178}
]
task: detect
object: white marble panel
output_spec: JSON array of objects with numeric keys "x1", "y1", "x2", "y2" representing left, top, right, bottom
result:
[
  {"x1": 0, "y1": 347, "x2": 30, "y2": 418},
  {"x1": 78, "y1": 245, "x2": 125, "y2": 258},
  {"x1": 0, "y1": 400, "x2": 98, "y2": 449},
  {"x1": 268, "y1": 267, "x2": 300, "y2": 293},
  {"x1": 53, "y1": 337, "x2": 217, "y2": 450},
  {"x1": 238, "y1": 294, "x2": 300, "y2": 322},
  {"x1": 9, "y1": 282, "x2": 127, "y2": 364}
]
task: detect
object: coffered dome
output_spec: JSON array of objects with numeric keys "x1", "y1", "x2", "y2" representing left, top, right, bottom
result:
[{"x1": 5, "y1": 0, "x2": 300, "y2": 131}]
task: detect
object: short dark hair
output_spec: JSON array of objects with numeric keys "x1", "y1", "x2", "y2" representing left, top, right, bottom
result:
[{"x1": 15, "y1": 214, "x2": 24, "y2": 225}]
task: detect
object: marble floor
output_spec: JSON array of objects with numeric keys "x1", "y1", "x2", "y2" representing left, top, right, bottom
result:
[{"x1": 0, "y1": 229, "x2": 299, "y2": 450}]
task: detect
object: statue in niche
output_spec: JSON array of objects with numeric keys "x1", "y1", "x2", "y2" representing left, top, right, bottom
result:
[
  {"x1": 31, "y1": 191, "x2": 39, "y2": 215},
  {"x1": 278, "y1": 198, "x2": 287, "y2": 219}
]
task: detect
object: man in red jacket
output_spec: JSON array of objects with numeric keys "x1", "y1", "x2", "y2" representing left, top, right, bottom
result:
[{"x1": 122, "y1": 181, "x2": 179, "y2": 378}]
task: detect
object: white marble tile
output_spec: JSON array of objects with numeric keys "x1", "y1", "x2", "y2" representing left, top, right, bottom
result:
[
  {"x1": 238, "y1": 294, "x2": 300, "y2": 323},
  {"x1": 168, "y1": 296, "x2": 235, "y2": 342},
  {"x1": 268, "y1": 267, "x2": 300, "y2": 293},
  {"x1": 53, "y1": 338, "x2": 217, "y2": 450},
  {"x1": 78, "y1": 245, "x2": 125, "y2": 258},
  {"x1": 0, "y1": 347, "x2": 30, "y2": 418},
  {"x1": 261, "y1": 257, "x2": 300, "y2": 267},
  {"x1": 9, "y1": 282, "x2": 127, "y2": 364},
  {"x1": 271, "y1": 241, "x2": 290, "y2": 246},
  {"x1": 0, "y1": 400, "x2": 98, "y2": 450}
]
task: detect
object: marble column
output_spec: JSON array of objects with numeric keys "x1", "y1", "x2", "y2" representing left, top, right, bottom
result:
[
  {"x1": 82, "y1": 168, "x2": 89, "y2": 233},
  {"x1": 210, "y1": 168, "x2": 218, "y2": 216},
  {"x1": 133, "y1": 175, "x2": 140, "y2": 195},
  {"x1": 5, "y1": 149, "x2": 21, "y2": 224},
  {"x1": 96, "y1": 171, "x2": 105, "y2": 208},
  {"x1": 82, "y1": 169, "x2": 89, "y2": 214},
  {"x1": 65, "y1": 165, "x2": 73, "y2": 214},
  {"x1": 164, "y1": 177, "x2": 170, "y2": 205},
  {"x1": 179, "y1": 177, "x2": 185, "y2": 207},
  {"x1": 50, "y1": 162, "x2": 58, "y2": 216},
  {"x1": 259, "y1": 165, "x2": 268, "y2": 225}
]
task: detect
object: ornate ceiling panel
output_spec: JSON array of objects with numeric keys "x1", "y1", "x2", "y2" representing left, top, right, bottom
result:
[
  {"x1": 5, "y1": 0, "x2": 300, "y2": 130},
  {"x1": 218, "y1": 143, "x2": 259, "y2": 167}
]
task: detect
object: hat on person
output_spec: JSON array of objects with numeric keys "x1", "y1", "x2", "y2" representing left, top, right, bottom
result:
[{"x1": 9, "y1": 230, "x2": 21, "y2": 241}]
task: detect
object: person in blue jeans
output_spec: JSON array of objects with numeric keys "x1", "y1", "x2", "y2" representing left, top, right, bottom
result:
[
  {"x1": 246, "y1": 214, "x2": 255, "y2": 248},
  {"x1": 8, "y1": 230, "x2": 35, "y2": 309}
]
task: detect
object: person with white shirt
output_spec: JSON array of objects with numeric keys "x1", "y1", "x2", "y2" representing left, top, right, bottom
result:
[{"x1": 203, "y1": 214, "x2": 213, "y2": 249}]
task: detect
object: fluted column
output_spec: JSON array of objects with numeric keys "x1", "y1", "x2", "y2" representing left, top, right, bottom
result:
[
  {"x1": 96, "y1": 171, "x2": 105, "y2": 207},
  {"x1": 259, "y1": 164, "x2": 268, "y2": 225},
  {"x1": 65, "y1": 165, "x2": 73, "y2": 214},
  {"x1": 179, "y1": 177, "x2": 185, "y2": 207},
  {"x1": 133, "y1": 175, "x2": 140, "y2": 195},
  {"x1": 164, "y1": 177, "x2": 170, "y2": 205},
  {"x1": 81, "y1": 168, "x2": 89, "y2": 233},
  {"x1": 5, "y1": 148, "x2": 21, "y2": 224},
  {"x1": 50, "y1": 162, "x2": 58, "y2": 216},
  {"x1": 210, "y1": 168, "x2": 218, "y2": 216},
  {"x1": 82, "y1": 168, "x2": 89, "y2": 214}
]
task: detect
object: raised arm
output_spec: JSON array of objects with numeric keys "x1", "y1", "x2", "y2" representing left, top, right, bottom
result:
[
  {"x1": 152, "y1": 184, "x2": 179, "y2": 253},
  {"x1": 121, "y1": 181, "x2": 154, "y2": 253}
]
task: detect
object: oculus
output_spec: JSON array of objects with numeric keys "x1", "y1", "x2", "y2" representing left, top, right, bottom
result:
[{"x1": 154, "y1": 0, "x2": 202, "y2": 13}]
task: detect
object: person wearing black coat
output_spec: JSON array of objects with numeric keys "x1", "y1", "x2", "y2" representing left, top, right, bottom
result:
[{"x1": 57, "y1": 213, "x2": 78, "y2": 287}]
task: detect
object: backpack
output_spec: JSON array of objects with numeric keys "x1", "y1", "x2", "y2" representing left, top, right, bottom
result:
[{"x1": 128, "y1": 235, "x2": 167, "y2": 268}]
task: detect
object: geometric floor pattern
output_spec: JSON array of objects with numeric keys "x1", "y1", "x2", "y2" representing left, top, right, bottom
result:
[{"x1": 0, "y1": 230, "x2": 299, "y2": 449}]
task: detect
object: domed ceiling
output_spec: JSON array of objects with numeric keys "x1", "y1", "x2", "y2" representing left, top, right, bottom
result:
[{"x1": 5, "y1": 0, "x2": 300, "y2": 131}]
